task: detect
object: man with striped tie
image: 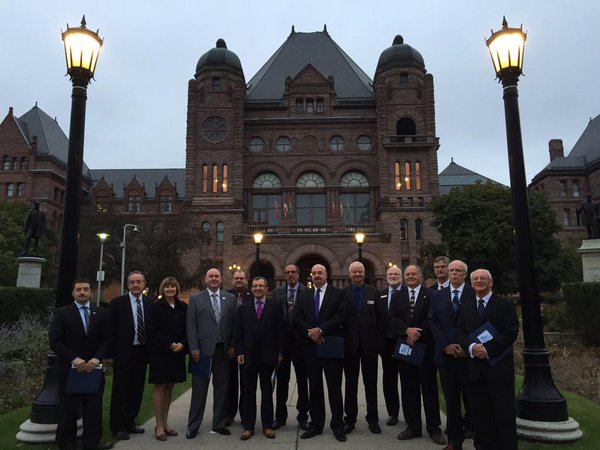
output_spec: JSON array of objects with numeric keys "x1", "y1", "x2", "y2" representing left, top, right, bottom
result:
[{"x1": 108, "y1": 271, "x2": 153, "y2": 440}]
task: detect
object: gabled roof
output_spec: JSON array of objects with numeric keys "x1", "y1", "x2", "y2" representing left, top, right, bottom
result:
[
  {"x1": 246, "y1": 28, "x2": 373, "y2": 102},
  {"x1": 90, "y1": 168, "x2": 185, "y2": 199},
  {"x1": 438, "y1": 159, "x2": 504, "y2": 194}
]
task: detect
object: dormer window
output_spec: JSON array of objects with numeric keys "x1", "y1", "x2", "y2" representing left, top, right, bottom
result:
[
  {"x1": 296, "y1": 98, "x2": 303, "y2": 113},
  {"x1": 316, "y1": 98, "x2": 324, "y2": 113},
  {"x1": 306, "y1": 98, "x2": 314, "y2": 113}
]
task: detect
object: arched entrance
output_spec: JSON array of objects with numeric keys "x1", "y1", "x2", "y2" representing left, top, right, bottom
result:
[
  {"x1": 296, "y1": 254, "x2": 330, "y2": 287},
  {"x1": 250, "y1": 261, "x2": 275, "y2": 290},
  {"x1": 362, "y1": 259, "x2": 375, "y2": 286}
]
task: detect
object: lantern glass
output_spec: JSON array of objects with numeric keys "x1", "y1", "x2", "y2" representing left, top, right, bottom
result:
[
  {"x1": 355, "y1": 232, "x2": 365, "y2": 245},
  {"x1": 486, "y1": 21, "x2": 526, "y2": 77},
  {"x1": 62, "y1": 24, "x2": 103, "y2": 77},
  {"x1": 254, "y1": 232, "x2": 263, "y2": 245}
]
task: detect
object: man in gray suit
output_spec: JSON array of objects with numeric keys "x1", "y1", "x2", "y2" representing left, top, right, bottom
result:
[{"x1": 186, "y1": 268, "x2": 237, "y2": 439}]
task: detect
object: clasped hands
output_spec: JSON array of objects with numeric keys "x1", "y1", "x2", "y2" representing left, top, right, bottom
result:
[
  {"x1": 443, "y1": 343, "x2": 466, "y2": 358},
  {"x1": 73, "y1": 357, "x2": 99, "y2": 373},
  {"x1": 471, "y1": 343, "x2": 488, "y2": 359},
  {"x1": 169, "y1": 342, "x2": 184, "y2": 353},
  {"x1": 307, "y1": 327, "x2": 324, "y2": 344},
  {"x1": 406, "y1": 327, "x2": 422, "y2": 347}
]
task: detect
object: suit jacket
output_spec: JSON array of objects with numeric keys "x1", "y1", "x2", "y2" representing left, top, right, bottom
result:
[
  {"x1": 428, "y1": 285, "x2": 476, "y2": 366},
  {"x1": 272, "y1": 283, "x2": 306, "y2": 357},
  {"x1": 234, "y1": 298, "x2": 283, "y2": 367},
  {"x1": 380, "y1": 285, "x2": 407, "y2": 352},
  {"x1": 295, "y1": 284, "x2": 349, "y2": 358},
  {"x1": 388, "y1": 285, "x2": 435, "y2": 357},
  {"x1": 342, "y1": 283, "x2": 386, "y2": 356},
  {"x1": 186, "y1": 289, "x2": 237, "y2": 358},
  {"x1": 227, "y1": 288, "x2": 253, "y2": 305},
  {"x1": 456, "y1": 292, "x2": 519, "y2": 383},
  {"x1": 108, "y1": 293, "x2": 154, "y2": 366},
  {"x1": 49, "y1": 302, "x2": 110, "y2": 381}
]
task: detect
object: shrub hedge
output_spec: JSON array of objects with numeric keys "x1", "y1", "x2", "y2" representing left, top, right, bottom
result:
[
  {"x1": 563, "y1": 282, "x2": 600, "y2": 345},
  {"x1": 0, "y1": 287, "x2": 55, "y2": 324}
]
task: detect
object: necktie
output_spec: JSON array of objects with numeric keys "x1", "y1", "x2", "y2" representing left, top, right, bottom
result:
[
  {"x1": 256, "y1": 300, "x2": 263, "y2": 319},
  {"x1": 135, "y1": 298, "x2": 145, "y2": 344},
  {"x1": 314, "y1": 289, "x2": 321, "y2": 320},
  {"x1": 477, "y1": 298, "x2": 485, "y2": 318},
  {"x1": 452, "y1": 290, "x2": 460, "y2": 313},
  {"x1": 236, "y1": 291, "x2": 243, "y2": 305},
  {"x1": 82, "y1": 305, "x2": 90, "y2": 334},
  {"x1": 287, "y1": 288, "x2": 295, "y2": 319},
  {"x1": 353, "y1": 287, "x2": 362, "y2": 311},
  {"x1": 409, "y1": 289, "x2": 416, "y2": 316},
  {"x1": 212, "y1": 293, "x2": 221, "y2": 322}
]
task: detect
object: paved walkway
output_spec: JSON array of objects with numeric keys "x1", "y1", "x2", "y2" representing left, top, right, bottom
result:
[{"x1": 114, "y1": 366, "x2": 475, "y2": 450}]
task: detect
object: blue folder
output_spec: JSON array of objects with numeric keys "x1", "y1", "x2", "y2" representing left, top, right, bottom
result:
[
  {"x1": 65, "y1": 366, "x2": 103, "y2": 394},
  {"x1": 468, "y1": 321, "x2": 512, "y2": 366},
  {"x1": 316, "y1": 336, "x2": 344, "y2": 359},
  {"x1": 393, "y1": 338, "x2": 426, "y2": 367},
  {"x1": 188, "y1": 354, "x2": 212, "y2": 379}
]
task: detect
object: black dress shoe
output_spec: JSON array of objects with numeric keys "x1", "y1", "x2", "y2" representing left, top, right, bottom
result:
[
  {"x1": 113, "y1": 431, "x2": 129, "y2": 440},
  {"x1": 185, "y1": 430, "x2": 198, "y2": 439},
  {"x1": 212, "y1": 427, "x2": 231, "y2": 436},
  {"x1": 272, "y1": 419, "x2": 286, "y2": 430},
  {"x1": 397, "y1": 428, "x2": 422, "y2": 440},
  {"x1": 127, "y1": 426, "x2": 145, "y2": 434},
  {"x1": 343, "y1": 422, "x2": 355, "y2": 434},
  {"x1": 300, "y1": 428, "x2": 322, "y2": 439},
  {"x1": 368, "y1": 422, "x2": 382, "y2": 434},
  {"x1": 88, "y1": 443, "x2": 113, "y2": 450},
  {"x1": 386, "y1": 416, "x2": 399, "y2": 426},
  {"x1": 429, "y1": 430, "x2": 447, "y2": 445},
  {"x1": 333, "y1": 429, "x2": 347, "y2": 442},
  {"x1": 299, "y1": 420, "x2": 309, "y2": 431}
]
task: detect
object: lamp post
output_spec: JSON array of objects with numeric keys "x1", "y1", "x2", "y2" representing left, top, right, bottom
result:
[
  {"x1": 120, "y1": 223, "x2": 138, "y2": 294},
  {"x1": 96, "y1": 232, "x2": 108, "y2": 306},
  {"x1": 355, "y1": 232, "x2": 365, "y2": 262},
  {"x1": 228, "y1": 264, "x2": 241, "y2": 274},
  {"x1": 487, "y1": 18, "x2": 578, "y2": 438},
  {"x1": 253, "y1": 232, "x2": 263, "y2": 277}
]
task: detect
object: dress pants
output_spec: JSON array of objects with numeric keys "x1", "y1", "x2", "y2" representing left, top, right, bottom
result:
[
  {"x1": 226, "y1": 359, "x2": 245, "y2": 422},
  {"x1": 439, "y1": 358, "x2": 470, "y2": 448},
  {"x1": 343, "y1": 351, "x2": 379, "y2": 425},
  {"x1": 380, "y1": 337, "x2": 400, "y2": 418},
  {"x1": 275, "y1": 354, "x2": 309, "y2": 423},
  {"x1": 187, "y1": 344, "x2": 230, "y2": 431},
  {"x1": 305, "y1": 356, "x2": 344, "y2": 433},
  {"x1": 242, "y1": 363, "x2": 275, "y2": 431},
  {"x1": 56, "y1": 377, "x2": 104, "y2": 450},
  {"x1": 110, "y1": 345, "x2": 147, "y2": 434},
  {"x1": 398, "y1": 359, "x2": 441, "y2": 434}
]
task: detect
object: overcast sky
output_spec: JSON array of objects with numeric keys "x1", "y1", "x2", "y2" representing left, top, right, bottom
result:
[{"x1": 1, "y1": 1, "x2": 598, "y2": 186}]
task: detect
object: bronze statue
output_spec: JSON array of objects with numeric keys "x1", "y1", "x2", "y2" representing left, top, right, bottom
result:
[
  {"x1": 577, "y1": 194, "x2": 599, "y2": 239},
  {"x1": 23, "y1": 202, "x2": 46, "y2": 255}
]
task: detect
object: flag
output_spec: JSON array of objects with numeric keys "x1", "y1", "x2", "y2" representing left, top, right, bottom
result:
[
  {"x1": 339, "y1": 199, "x2": 344, "y2": 219},
  {"x1": 289, "y1": 198, "x2": 294, "y2": 219},
  {"x1": 330, "y1": 193, "x2": 335, "y2": 215},
  {"x1": 283, "y1": 200, "x2": 289, "y2": 218},
  {"x1": 274, "y1": 198, "x2": 279, "y2": 219}
]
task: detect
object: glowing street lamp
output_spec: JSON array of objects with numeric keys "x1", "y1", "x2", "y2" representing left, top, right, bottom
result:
[
  {"x1": 355, "y1": 232, "x2": 365, "y2": 262},
  {"x1": 96, "y1": 233, "x2": 109, "y2": 306}
]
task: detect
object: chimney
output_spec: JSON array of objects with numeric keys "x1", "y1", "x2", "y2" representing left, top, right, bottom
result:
[{"x1": 549, "y1": 139, "x2": 564, "y2": 161}]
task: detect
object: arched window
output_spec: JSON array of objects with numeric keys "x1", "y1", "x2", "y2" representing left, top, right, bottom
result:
[
  {"x1": 399, "y1": 74, "x2": 409, "y2": 87},
  {"x1": 17, "y1": 183, "x2": 25, "y2": 197},
  {"x1": 202, "y1": 221, "x2": 210, "y2": 233},
  {"x1": 415, "y1": 161, "x2": 421, "y2": 190},
  {"x1": 7, "y1": 183, "x2": 15, "y2": 196},
  {"x1": 341, "y1": 172, "x2": 370, "y2": 224},
  {"x1": 212, "y1": 164, "x2": 218, "y2": 193},
  {"x1": 222, "y1": 164, "x2": 228, "y2": 193},
  {"x1": 340, "y1": 172, "x2": 369, "y2": 187},
  {"x1": 400, "y1": 219, "x2": 408, "y2": 240},
  {"x1": 253, "y1": 172, "x2": 281, "y2": 188},
  {"x1": 216, "y1": 221, "x2": 224, "y2": 242},
  {"x1": 415, "y1": 219, "x2": 423, "y2": 240},
  {"x1": 404, "y1": 161, "x2": 411, "y2": 190},
  {"x1": 396, "y1": 117, "x2": 416, "y2": 136},
  {"x1": 21, "y1": 157, "x2": 28, "y2": 170},
  {"x1": 11, "y1": 158, "x2": 17, "y2": 170},
  {"x1": 395, "y1": 161, "x2": 401, "y2": 190},
  {"x1": 2, "y1": 156, "x2": 9, "y2": 170},
  {"x1": 296, "y1": 172, "x2": 325, "y2": 188},
  {"x1": 202, "y1": 164, "x2": 208, "y2": 193}
]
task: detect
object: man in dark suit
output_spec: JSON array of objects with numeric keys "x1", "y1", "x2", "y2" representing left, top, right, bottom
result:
[
  {"x1": 342, "y1": 261, "x2": 385, "y2": 434},
  {"x1": 108, "y1": 271, "x2": 152, "y2": 440},
  {"x1": 271, "y1": 263, "x2": 309, "y2": 430},
  {"x1": 49, "y1": 278, "x2": 112, "y2": 450},
  {"x1": 429, "y1": 260, "x2": 474, "y2": 450},
  {"x1": 389, "y1": 265, "x2": 446, "y2": 445},
  {"x1": 295, "y1": 264, "x2": 349, "y2": 442},
  {"x1": 226, "y1": 269, "x2": 253, "y2": 425},
  {"x1": 379, "y1": 265, "x2": 406, "y2": 426},
  {"x1": 433, "y1": 256, "x2": 450, "y2": 290},
  {"x1": 235, "y1": 276, "x2": 284, "y2": 440},
  {"x1": 186, "y1": 268, "x2": 237, "y2": 438},
  {"x1": 457, "y1": 269, "x2": 519, "y2": 450}
]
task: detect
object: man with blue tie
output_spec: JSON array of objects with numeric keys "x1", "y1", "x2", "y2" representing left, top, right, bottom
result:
[
  {"x1": 49, "y1": 278, "x2": 112, "y2": 450},
  {"x1": 429, "y1": 260, "x2": 474, "y2": 450},
  {"x1": 271, "y1": 263, "x2": 309, "y2": 430}
]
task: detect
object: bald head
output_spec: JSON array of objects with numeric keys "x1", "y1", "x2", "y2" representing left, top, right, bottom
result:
[{"x1": 311, "y1": 264, "x2": 328, "y2": 288}]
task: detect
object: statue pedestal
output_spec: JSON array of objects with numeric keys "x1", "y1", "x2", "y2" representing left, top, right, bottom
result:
[
  {"x1": 16, "y1": 256, "x2": 46, "y2": 288},
  {"x1": 578, "y1": 239, "x2": 600, "y2": 282}
]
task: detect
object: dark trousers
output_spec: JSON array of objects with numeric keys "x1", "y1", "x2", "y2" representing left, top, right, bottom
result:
[
  {"x1": 398, "y1": 359, "x2": 441, "y2": 434},
  {"x1": 56, "y1": 377, "x2": 104, "y2": 450},
  {"x1": 275, "y1": 353, "x2": 308, "y2": 423},
  {"x1": 343, "y1": 351, "x2": 379, "y2": 424},
  {"x1": 242, "y1": 363, "x2": 275, "y2": 431},
  {"x1": 468, "y1": 376, "x2": 517, "y2": 450},
  {"x1": 380, "y1": 338, "x2": 400, "y2": 417},
  {"x1": 110, "y1": 345, "x2": 147, "y2": 434},
  {"x1": 439, "y1": 359, "x2": 471, "y2": 448},
  {"x1": 305, "y1": 356, "x2": 344, "y2": 433},
  {"x1": 226, "y1": 358, "x2": 245, "y2": 422}
]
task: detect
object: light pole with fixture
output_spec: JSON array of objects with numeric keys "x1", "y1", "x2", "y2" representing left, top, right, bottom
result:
[
  {"x1": 355, "y1": 232, "x2": 365, "y2": 262},
  {"x1": 228, "y1": 264, "x2": 241, "y2": 274},
  {"x1": 120, "y1": 223, "x2": 138, "y2": 294},
  {"x1": 96, "y1": 232, "x2": 108, "y2": 306},
  {"x1": 253, "y1": 232, "x2": 263, "y2": 277},
  {"x1": 486, "y1": 17, "x2": 580, "y2": 440}
]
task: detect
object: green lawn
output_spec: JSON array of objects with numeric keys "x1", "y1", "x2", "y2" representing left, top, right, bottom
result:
[{"x1": 0, "y1": 375, "x2": 191, "y2": 450}]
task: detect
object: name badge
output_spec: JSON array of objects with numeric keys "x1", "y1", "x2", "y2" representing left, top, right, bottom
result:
[
  {"x1": 367, "y1": 300, "x2": 375, "y2": 305},
  {"x1": 477, "y1": 330, "x2": 494, "y2": 343}
]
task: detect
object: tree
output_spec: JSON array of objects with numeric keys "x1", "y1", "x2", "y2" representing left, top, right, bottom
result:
[{"x1": 427, "y1": 182, "x2": 562, "y2": 295}]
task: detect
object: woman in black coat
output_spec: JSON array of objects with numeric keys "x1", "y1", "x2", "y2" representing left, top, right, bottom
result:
[{"x1": 148, "y1": 276, "x2": 187, "y2": 441}]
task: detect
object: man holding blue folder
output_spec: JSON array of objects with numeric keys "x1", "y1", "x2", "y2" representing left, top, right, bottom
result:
[{"x1": 49, "y1": 278, "x2": 112, "y2": 450}]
